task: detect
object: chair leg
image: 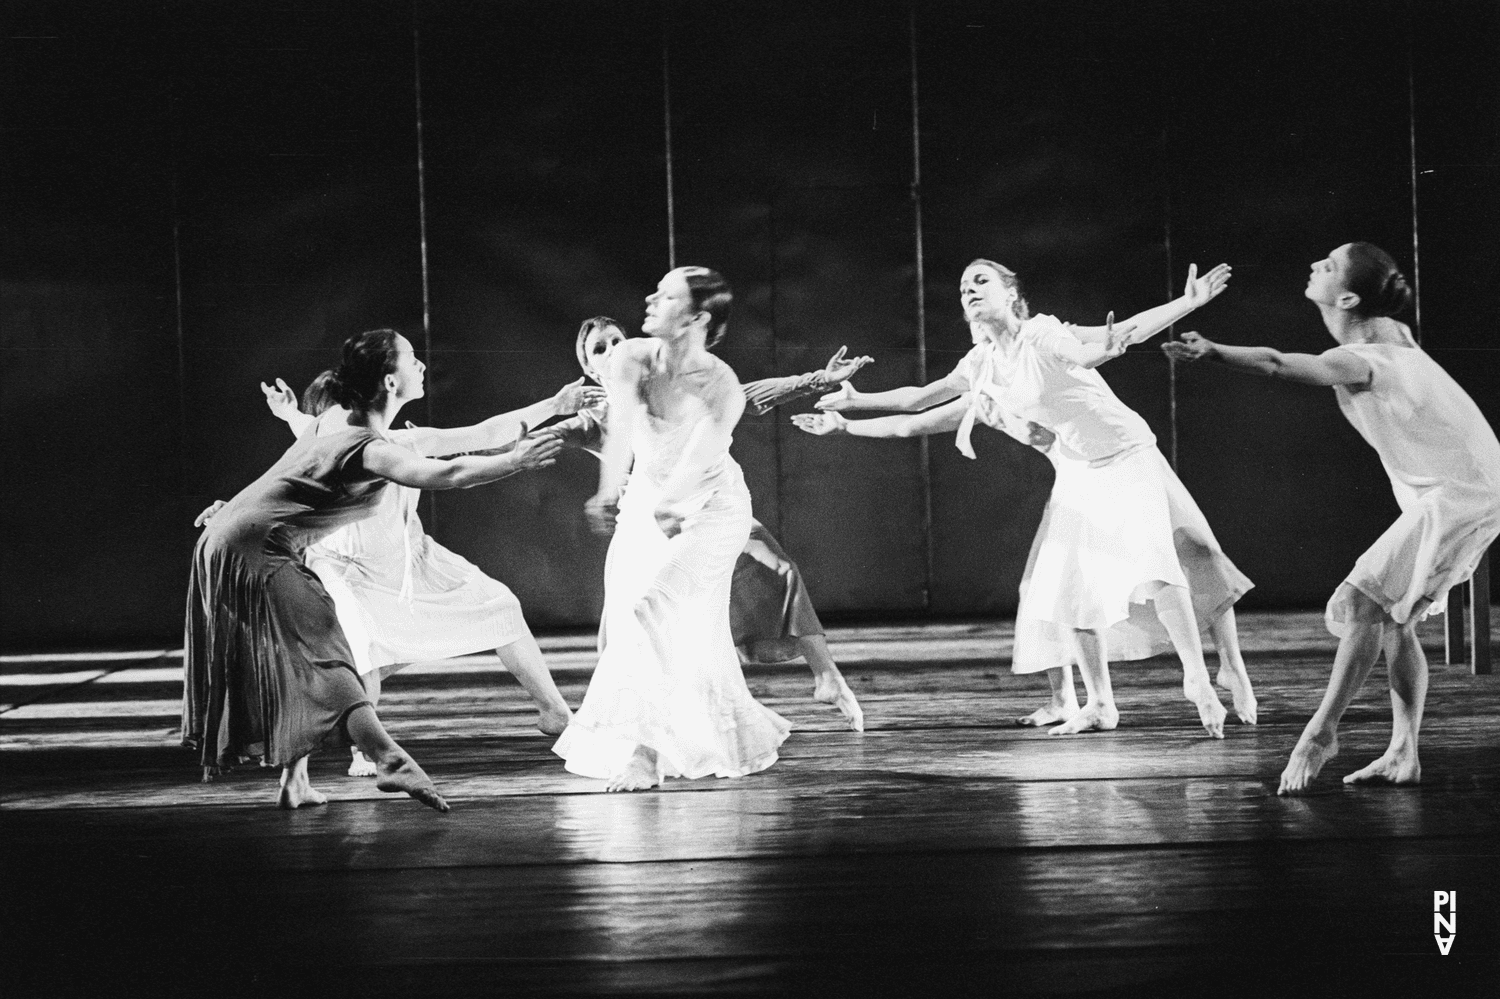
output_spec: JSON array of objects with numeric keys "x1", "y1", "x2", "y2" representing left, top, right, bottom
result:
[{"x1": 1471, "y1": 552, "x2": 1491, "y2": 676}]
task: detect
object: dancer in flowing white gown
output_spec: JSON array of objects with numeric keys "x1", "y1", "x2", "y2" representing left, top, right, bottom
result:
[
  {"x1": 1163, "y1": 241, "x2": 1500, "y2": 792},
  {"x1": 252, "y1": 370, "x2": 601, "y2": 774},
  {"x1": 553, "y1": 268, "x2": 792, "y2": 791},
  {"x1": 565, "y1": 316, "x2": 868, "y2": 731},
  {"x1": 797, "y1": 260, "x2": 1256, "y2": 738}
]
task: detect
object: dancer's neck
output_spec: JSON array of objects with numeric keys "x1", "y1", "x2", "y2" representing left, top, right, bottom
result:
[
  {"x1": 654, "y1": 329, "x2": 712, "y2": 373},
  {"x1": 973, "y1": 314, "x2": 1021, "y2": 348},
  {"x1": 1319, "y1": 305, "x2": 1405, "y2": 347}
]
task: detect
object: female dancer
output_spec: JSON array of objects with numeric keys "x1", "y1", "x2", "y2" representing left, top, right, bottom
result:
[
  {"x1": 796, "y1": 261, "x2": 1256, "y2": 738},
  {"x1": 566, "y1": 316, "x2": 867, "y2": 730},
  {"x1": 255, "y1": 370, "x2": 603, "y2": 775},
  {"x1": 1163, "y1": 242, "x2": 1500, "y2": 793},
  {"x1": 183, "y1": 328, "x2": 563, "y2": 810},
  {"x1": 552, "y1": 268, "x2": 792, "y2": 790}
]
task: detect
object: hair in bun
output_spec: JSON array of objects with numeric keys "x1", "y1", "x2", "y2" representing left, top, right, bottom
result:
[
  {"x1": 1344, "y1": 242, "x2": 1413, "y2": 318},
  {"x1": 326, "y1": 328, "x2": 402, "y2": 414}
]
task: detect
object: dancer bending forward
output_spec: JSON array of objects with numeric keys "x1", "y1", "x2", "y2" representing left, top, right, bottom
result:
[
  {"x1": 255, "y1": 370, "x2": 599, "y2": 775},
  {"x1": 183, "y1": 328, "x2": 562, "y2": 810},
  {"x1": 568, "y1": 316, "x2": 867, "y2": 730},
  {"x1": 1164, "y1": 242, "x2": 1500, "y2": 793},
  {"x1": 553, "y1": 269, "x2": 791, "y2": 790},
  {"x1": 798, "y1": 259, "x2": 1256, "y2": 737}
]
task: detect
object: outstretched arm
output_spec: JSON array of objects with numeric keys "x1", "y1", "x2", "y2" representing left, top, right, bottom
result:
[
  {"x1": 262, "y1": 379, "x2": 317, "y2": 438},
  {"x1": 1161, "y1": 331, "x2": 1373, "y2": 387},
  {"x1": 815, "y1": 374, "x2": 963, "y2": 414},
  {"x1": 1040, "y1": 312, "x2": 1134, "y2": 370},
  {"x1": 1072, "y1": 263, "x2": 1232, "y2": 347},
  {"x1": 399, "y1": 378, "x2": 606, "y2": 457},
  {"x1": 793, "y1": 396, "x2": 970, "y2": 439},
  {"x1": 360, "y1": 430, "x2": 563, "y2": 490},
  {"x1": 743, "y1": 346, "x2": 875, "y2": 414}
]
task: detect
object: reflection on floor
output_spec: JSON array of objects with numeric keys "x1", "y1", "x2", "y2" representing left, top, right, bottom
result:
[{"x1": 4, "y1": 611, "x2": 1497, "y2": 997}]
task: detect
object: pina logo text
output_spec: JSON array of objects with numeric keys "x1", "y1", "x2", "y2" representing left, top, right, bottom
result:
[{"x1": 1433, "y1": 891, "x2": 1456, "y2": 955}]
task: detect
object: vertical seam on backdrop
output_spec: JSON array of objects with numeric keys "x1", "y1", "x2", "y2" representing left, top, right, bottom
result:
[
  {"x1": 910, "y1": 4, "x2": 933, "y2": 610},
  {"x1": 662, "y1": 9, "x2": 677, "y2": 271},
  {"x1": 413, "y1": 5, "x2": 436, "y2": 529},
  {"x1": 1406, "y1": 30, "x2": 1422, "y2": 345}
]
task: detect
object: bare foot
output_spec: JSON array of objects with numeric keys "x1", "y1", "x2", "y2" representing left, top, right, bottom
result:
[
  {"x1": 1017, "y1": 700, "x2": 1079, "y2": 727},
  {"x1": 348, "y1": 749, "x2": 377, "y2": 777},
  {"x1": 374, "y1": 752, "x2": 450, "y2": 812},
  {"x1": 1344, "y1": 746, "x2": 1421, "y2": 786},
  {"x1": 1216, "y1": 664, "x2": 1258, "y2": 725},
  {"x1": 1185, "y1": 680, "x2": 1227, "y2": 739},
  {"x1": 605, "y1": 746, "x2": 661, "y2": 792},
  {"x1": 276, "y1": 760, "x2": 328, "y2": 809},
  {"x1": 1278, "y1": 731, "x2": 1339, "y2": 796},
  {"x1": 1048, "y1": 703, "x2": 1120, "y2": 736},
  {"x1": 537, "y1": 707, "x2": 573, "y2": 737},
  {"x1": 813, "y1": 671, "x2": 865, "y2": 732}
]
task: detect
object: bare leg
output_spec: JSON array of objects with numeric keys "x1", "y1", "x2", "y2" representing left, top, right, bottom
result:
[
  {"x1": 800, "y1": 634, "x2": 863, "y2": 731},
  {"x1": 496, "y1": 634, "x2": 573, "y2": 735},
  {"x1": 1279, "y1": 591, "x2": 1386, "y2": 795},
  {"x1": 1344, "y1": 622, "x2": 1425, "y2": 786},
  {"x1": 349, "y1": 669, "x2": 381, "y2": 776},
  {"x1": 1017, "y1": 665, "x2": 1080, "y2": 726},
  {"x1": 1210, "y1": 606, "x2": 1257, "y2": 725},
  {"x1": 606, "y1": 744, "x2": 661, "y2": 792},
  {"x1": 1050, "y1": 630, "x2": 1119, "y2": 735},
  {"x1": 1151, "y1": 584, "x2": 1227, "y2": 738},
  {"x1": 276, "y1": 755, "x2": 328, "y2": 809},
  {"x1": 343, "y1": 704, "x2": 449, "y2": 812}
]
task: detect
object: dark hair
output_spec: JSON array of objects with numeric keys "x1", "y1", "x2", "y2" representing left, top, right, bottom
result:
[
  {"x1": 1342, "y1": 242, "x2": 1413, "y2": 318},
  {"x1": 301, "y1": 370, "x2": 339, "y2": 417},
  {"x1": 575, "y1": 316, "x2": 623, "y2": 381},
  {"x1": 966, "y1": 259, "x2": 1031, "y2": 320},
  {"x1": 681, "y1": 267, "x2": 732, "y2": 349},
  {"x1": 327, "y1": 328, "x2": 402, "y2": 413}
]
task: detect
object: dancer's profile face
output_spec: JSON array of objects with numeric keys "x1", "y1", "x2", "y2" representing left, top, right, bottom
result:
[
  {"x1": 642, "y1": 269, "x2": 700, "y2": 338},
  {"x1": 959, "y1": 264, "x2": 1017, "y2": 323},
  {"x1": 1304, "y1": 244, "x2": 1354, "y2": 308},
  {"x1": 387, "y1": 334, "x2": 426, "y2": 403},
  {"x1": 582, "y1": 324, "x2": 627, "y2": 381}
]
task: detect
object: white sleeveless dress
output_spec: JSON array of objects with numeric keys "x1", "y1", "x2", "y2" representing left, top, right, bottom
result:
[
  {"x1": 553, "y1": 403, "x2": 791, "y2": 781},
  {"x1": 1324, "y1": 341, "x2": 1500, "y2": 631},
  {"x1": 949, "y1": 315, "x2": 1252, "y2": 672},
  {"x1": 304, "y1": 432, "x2": 530, "y2": 674}
]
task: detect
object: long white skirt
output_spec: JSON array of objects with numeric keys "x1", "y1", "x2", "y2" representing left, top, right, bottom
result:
[
  {"x1": 554, "y1": 464, "x2": 791, "y2": 781},
  {"x1": 1328, "y1": 483, "x2": 1500, "y2": 633},
  {"x1": 307, "y1": 538, "x2": 531, "y2": 675},
  {"x1": 1012, "y1": 445, "x2": 1252, "y2": 673}
]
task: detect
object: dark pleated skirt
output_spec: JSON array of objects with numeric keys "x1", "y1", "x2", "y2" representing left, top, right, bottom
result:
[
  {"x1": 730, "y1": 523, "x2": 824, "y2": 664},
  {"x1": 181, "y1": 534, "x2": 371, "y2": 771}
]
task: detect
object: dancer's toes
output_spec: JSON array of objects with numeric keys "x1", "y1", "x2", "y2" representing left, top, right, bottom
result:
[
  {"x1": 537, "y1": 707, "x2": 573, "y2": 737},
  {"x1": 605, "y1": 747, "x2": 661, "y2": 792},
  {"x1": 374, "y1": 753, "x2": 449, "y2": 812},
  {"x1": 276, "y1": 772, "x2": 328, "y2": 809},
  {"x1": 1215, "y1": 665, "x2": 1259, "y2": 725},
  {"x1": 1277, "y1": 734, "x2": 1338, "y2": 796},
  {"x1": 814, "y1": 672, "x2": 864, "y2": 732},
  {"x1": 1343, "y1": 748, "x2": 1420, "y2": 787},
  {"x1": 1017, "y1": 701, "x2": 1079, "y2": 727},
  {"x1": 1048, "y1": 703, "x2": 1119, "y2": 735},
  {"x1": 348, "y1": 749, "x2": 377, "y2": 777},
  {"x1": 1195, "y1": 697, "x2": 1227, "y2": 739}
]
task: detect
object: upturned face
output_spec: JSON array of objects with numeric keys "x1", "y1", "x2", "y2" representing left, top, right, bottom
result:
[
  {"x1": 960, "y1": 264, "x2": 1018, "y2": 324},
  {"x1": 387, "y1": 334, "x2": 426, "y2": 403},
  {"x1": 1305, "y1": 243, "x2": 1355, "y2": 308},
  {"x1": 581, "y1": 323, "x2": 627, "y2": 381},
  {"x1": 642, "y1": 269, "x2": 700, "y2": 339}
]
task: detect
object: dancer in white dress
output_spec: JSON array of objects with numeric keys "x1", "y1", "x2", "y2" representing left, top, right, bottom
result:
[
  {"x1": 553, "y1": 268, "x2": 792, "y2": 790},
  {"x1": 247, "y1": 370, "x2": 602, "y2": 774},
  {"x1": 565, "y1": 316, "x2": 868, "y2": 731},
  {"x1": 796, "y1": 260, "x2": 1256, "y2": 738},
  {"x1": 1163, "y1": 242, "x2": 1500, "y2": 792}
]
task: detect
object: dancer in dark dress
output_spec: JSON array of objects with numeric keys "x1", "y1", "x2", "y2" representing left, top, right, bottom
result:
[{"x1": 182, "y1": 328, "x2": 562, "y2": 810}]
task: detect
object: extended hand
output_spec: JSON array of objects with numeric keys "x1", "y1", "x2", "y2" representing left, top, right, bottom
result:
[
  {"x1": 510, "y1": 424, "x2": 564, "y2": 472},
  {"x1": 1183, "y1": 263, "x2": 1232, "y2": 309},
  {"x1": 260, "y1": 378, "x2": 299, "y2": 422},
  {"x1": 814, "y1": 382, "x2": 862, "y2": 411},
  {"x1": 1103, "y1": 311, "x2": 1135, "y2": 357},
  {"x1": 1161, "y1": 330, "x2": 1214, "y2": 363},
  {"x1": 791, "y1": 412, "x2": 849, "y2": 436},
  {"x1": 584, "y1": 493, "x2": 618, "y2": 536},
  {"x1": 194, "y1": 500, "x2": 227, "y2": 528},
  {"x1": 821, "y1": 345, "x2": 874, "y2": 385},
  {"x1": 553, "y1": 376, "x2": 608, "y2": 415}
]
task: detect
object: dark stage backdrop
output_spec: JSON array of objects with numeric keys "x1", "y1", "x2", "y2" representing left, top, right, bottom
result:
[{"x1": 2, "y1": 0, "x2": 1495, "y2": 649}]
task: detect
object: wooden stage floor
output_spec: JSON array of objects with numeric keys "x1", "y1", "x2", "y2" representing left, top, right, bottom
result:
[{"x1": 4, "y1": 611, "x2": 1497, "y2": 997}]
